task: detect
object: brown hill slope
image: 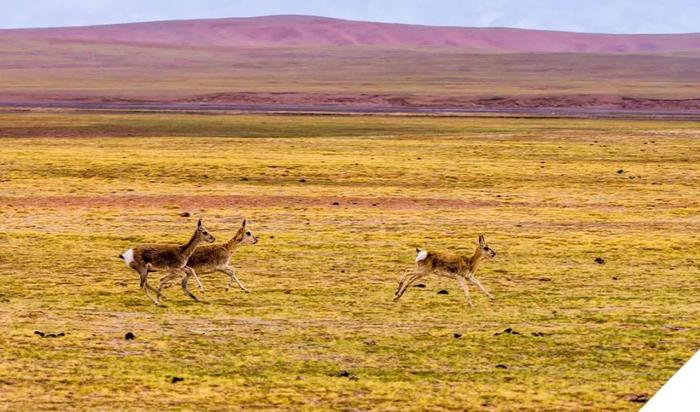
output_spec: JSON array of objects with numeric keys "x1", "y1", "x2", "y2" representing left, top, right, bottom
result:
[
  {"x1": 2, "y1": 15, "x2": 700, "y2": 53},
  {"x1": 1, "y1": 16, "x2": 700, "y2": 114}
]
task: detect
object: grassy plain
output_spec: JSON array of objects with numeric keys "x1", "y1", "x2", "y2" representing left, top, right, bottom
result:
[
  {"x1": 0, "y1": 111, "x2": 698, "y2": 410},
  {"x1": 1, "y1": 39, "x2": 700, "y2": 101}
]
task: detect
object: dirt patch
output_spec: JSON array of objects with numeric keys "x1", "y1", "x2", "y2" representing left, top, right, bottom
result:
[{"x1": 0, "y1": 194, "x2": 498, "y2": 211}]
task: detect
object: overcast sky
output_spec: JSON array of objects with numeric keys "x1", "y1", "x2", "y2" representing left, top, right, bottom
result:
[{"x1": 0, "y1": 0, "x2": 697, "y2": 34}]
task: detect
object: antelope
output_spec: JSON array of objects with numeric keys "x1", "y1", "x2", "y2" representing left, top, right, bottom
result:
[
  {"x1": 119, "y1": 219, "x2": 215, "y2": 305},
  {"x1": 157, "y1": 219, "x2": 258, "y2": 300},
  {"x1": 393, "y1": 234, "x2": 496, "y2": 307}
]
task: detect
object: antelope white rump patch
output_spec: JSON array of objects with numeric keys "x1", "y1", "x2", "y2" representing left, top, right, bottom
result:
[
  {"x1": 121, "y1": 248, "x2": 134, "y2": 267},
  {"x1": 416, "y1": 249, "x2": 428, "y2": 262}
]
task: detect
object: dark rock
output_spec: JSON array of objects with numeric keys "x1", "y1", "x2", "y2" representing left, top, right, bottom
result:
[
  {"x1": 617, "y1": 169, "x2": 624, "y2": 174},
  {"x1": 299, "y1": 178, "x2": 307, "y2": 183},
  {"x1": 594, "y1": 257, "x2": 605, "y2": 264},
  {"x1": 495, "y1": 328, "x2": 520, "y2": 336},
  {"x1": 538, "y1": 277, "x2": 552, "y2": 282},
  {"x1": 34, "y1": 331, "x2": 45, "y2": 337},
  {"x1": 171, "y1": 376, "x2": 184, "y2": 384},
  {"x1": 125, "y1": 332, "x2": 135, "y2": 340},
  {"x1": 453, "y1": 333, "x2": 462, "y2": 339},
  {"x1": 179, "y1": 211, "x2": 191, "y2": 217},
  {"x1": 495, "y1": 364, "x2": 508, "y2": 369},
  {"x1": 337, "y1": 370, "x2": 351, "y2": 378},
  {"x1": 413, "y1": 284, "x2": 426, "y2": 288},
  {"x1": 531, "y1": 332, "x2": 545, "y2": 337},
  {"x1": 612, "y1": 277, "x2": 618, "y2": 280},
  {"x1": 626, "y1": 394, "x2": 649, "y2": 403},
  {"x1": 437, "y1": 289, "x2": 449, "y2": 295},
  {"x1": 240, "y1": 177, "x2": 249, "y2": 181},
  {"x1": 332, "y1": 202, "x2": 340, "y2": 206}
]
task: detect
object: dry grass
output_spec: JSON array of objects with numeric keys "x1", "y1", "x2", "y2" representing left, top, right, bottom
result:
[
  {"x1": 0, "y1": 112, "x2": 698, "y2": 410},
  {"x1": 1, "y1": 39, "x2": 700, "y2": 100}
]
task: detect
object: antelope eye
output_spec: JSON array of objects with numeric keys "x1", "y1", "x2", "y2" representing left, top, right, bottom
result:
[{"x1": 246, "y1": 231, "x2": 251, "y2": 235}]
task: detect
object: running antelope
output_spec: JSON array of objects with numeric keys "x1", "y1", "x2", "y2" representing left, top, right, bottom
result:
[
  {"x1": 119, "y1": 219, "x2": 215, "y2": 305},
  {"x1": 157, "y1": 219, "x2": 257, "y2": 299},
  {"x1": 393, "y1": 235, "x2": 496, "y2": 307}
]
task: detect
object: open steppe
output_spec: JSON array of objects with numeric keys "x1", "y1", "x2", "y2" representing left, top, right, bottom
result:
[{"x1": 0, "y1": 111, "x2": 698, "y2": 410}]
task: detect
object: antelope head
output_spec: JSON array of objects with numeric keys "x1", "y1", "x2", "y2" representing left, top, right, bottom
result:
[
  {"x1": 476, "y1": 234, "x2": 496, "y2": 258},
  {"x1": 237, "y1": 219, "x2": 258, "y2": 245},
  {"x1": 197, "y1": 219, "x2": 216, "y2": 243}
]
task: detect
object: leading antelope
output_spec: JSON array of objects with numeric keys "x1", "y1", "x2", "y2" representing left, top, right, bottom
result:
[
  {"x1": 157, "y1": 219, "x2": 258, "y2": 300},
  {"x1": 119, "y1": 219, "x2": 215, "y2": 305},
  {"x1": 393, "y1": 234, "x2": 497, "y2": 307}
]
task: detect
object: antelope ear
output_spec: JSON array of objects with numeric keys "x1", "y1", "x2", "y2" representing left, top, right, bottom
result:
[
  {"x1": 479, "y1": 234, "x2": 486, "y2": 246},
  {"x1": 416, "y1": 247, "x2": 421, "y2": 253},
  {"x1": 197, "y1": 218, "x2": 202, "y2": 227},
  {"x1": 241, "y1": 218, "x2": 246, "y2": 227}
]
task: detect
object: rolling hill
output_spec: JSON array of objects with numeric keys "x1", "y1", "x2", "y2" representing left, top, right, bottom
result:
[
  {"x1": 1, "y1": 15, "x2": 699, "y2": 114},
  {"x1": 3, "y1": 15, "x2": 700, "y2": 53}
]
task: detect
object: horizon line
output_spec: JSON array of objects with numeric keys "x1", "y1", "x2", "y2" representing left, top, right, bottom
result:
[{"x1": 1, "y1": 14, "x2": 698, "y2": 36}]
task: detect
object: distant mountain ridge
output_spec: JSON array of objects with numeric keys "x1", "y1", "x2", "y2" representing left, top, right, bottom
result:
[{"x1": 2, "y1": 14, "x2": 700, "y2": 53}]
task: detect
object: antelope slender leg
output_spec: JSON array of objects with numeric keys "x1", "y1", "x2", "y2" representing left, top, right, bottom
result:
[
  {"x1": 468, "y1": 274, "x2": 494, "y2": 300},
  {"x1": 139, "y1": 264, "x2": 150, "y2": 288},
  {"x1": 394, "y1": 269, "x2": 414, "y2": 296},
  {"x1": 145, "y1": 282, "x2": 161, "y2": 299},
  {"x1": 181, "y1": 267, "x2": 201, "y2": 302},
  {"x1": 456, "y1": 276, "x2": 474, "y2": 307},
  {"x1": 189, "y1": 266, "x2": 205, "y2": 292},
  {"x1": 220, "y1": 267, "x2": 250, "y2": 293},
  {"x1": 394, "y1": 271, "x2": 426, "y2": 301},
  {"x1": 157, "y1": 270, "x2": 181, "y2": 300},
  {"x1": 139, "y1": 266, "x2": 160, "y2": 305}
]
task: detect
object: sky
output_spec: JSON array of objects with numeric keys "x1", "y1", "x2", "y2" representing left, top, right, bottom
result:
[{"x1": 0, "y1": 0, "x2": 697, "y2": 34}]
